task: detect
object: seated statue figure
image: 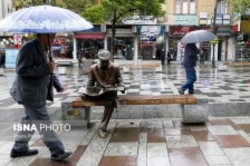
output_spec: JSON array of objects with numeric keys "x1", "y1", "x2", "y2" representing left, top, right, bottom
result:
[{"x1": 85, "y1": 49, "x2": 126, "y2": 138}]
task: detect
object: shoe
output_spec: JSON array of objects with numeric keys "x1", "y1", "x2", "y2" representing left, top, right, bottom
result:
[
  {"x1": 99, "y1": 129, "x2": 107, "y2": 138},
  {"x1": 51, "y1": 151, "x2": 73, "y2": 161},
  {"x1": 178, "y1": 89, "x2": 184, "y2": 94},
  {"x1": 10, "y1": 148, "x2": 38, "y2": 157}
]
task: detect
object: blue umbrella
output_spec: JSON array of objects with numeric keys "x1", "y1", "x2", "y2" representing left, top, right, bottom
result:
[{"x1": 0, "y1": 5, "x2": 93, "y2": 33}]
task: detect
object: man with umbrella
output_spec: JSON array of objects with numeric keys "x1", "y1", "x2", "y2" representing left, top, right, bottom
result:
[
  {"x1": 178, "y1": 30, "x2": 216, "y2": 94},
  {"x1": 10, "y1": 33, "x2": 72, "y2": 161},
  {"x1": 178, "y1": 43, "x2": 199, "y2": 94},
  {"x1": 0, "y1": 3, "x2": 93, "y2": 161}
]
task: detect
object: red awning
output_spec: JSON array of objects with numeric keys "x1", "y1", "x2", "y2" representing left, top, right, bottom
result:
[{"x1": 75, "y1": 33, "x2": 104, "y2": 39}]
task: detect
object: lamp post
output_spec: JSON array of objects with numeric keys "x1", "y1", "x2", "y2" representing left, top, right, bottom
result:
[{"x1": 211, "y1": 0, "x2": 217, "y2": 68}]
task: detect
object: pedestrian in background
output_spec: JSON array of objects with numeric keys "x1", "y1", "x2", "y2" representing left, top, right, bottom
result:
[
  {"x1": 178, "y1": 43, "x2": 199, "y2": 95},
  {"x1": 160, "y1": 48, "x2": 166, "y2": 66},
  {"x1": 0, "y1": 51, "x2": 5, "y2": 68},
  {"x1": 167, "y1": 51, "x2": 172, "y2": 65},
  {"x1": 199, "y1": 48, "x2": 205, "y2": 65},
  {"x1": 77, "y1": 49, "x2": 84, "y2": 68},
  {"x1": 9, "y1": 33, "x2": 72, "y2": 161}
]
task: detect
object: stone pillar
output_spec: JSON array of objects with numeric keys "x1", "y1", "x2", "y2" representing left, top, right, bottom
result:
[
  {"x1": 182, "y1": 95, "x2": 209, "y2": 123},
  {"x1": 73, "y1": 37, "x2": 77, "y2": 60},
  {"x1": 61, "y1": 97, "x2": 90, "y2": 127}
]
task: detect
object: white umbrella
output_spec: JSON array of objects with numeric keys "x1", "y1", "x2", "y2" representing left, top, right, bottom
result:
[
  {"x1": 181, "y1": 30, "x2": 217, "y2": 44},
  {"x1": 0, "y1": 5, "x2": 93, "y2": 33}
]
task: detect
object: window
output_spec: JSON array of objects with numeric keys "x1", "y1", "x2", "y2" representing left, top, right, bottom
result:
[
  {"x1": 217, "y1": 0, "x2": 227, "y2": 14},
  {"x1": 175, "y1": 0, "x2": 181, "y2": 14},
  {"x1": 190, "y1": 0, "x2": 196, "y2": 14},
  {"x1": 182, "y1": 0, "x2": 188, "y2": 14},
  {"x1": 175, "y1": 0, "x2": 196, "y2": 14}
]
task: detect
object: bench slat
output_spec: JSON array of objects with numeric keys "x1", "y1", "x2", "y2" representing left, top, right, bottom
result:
[{"x1": 72, "y1": 95, "x2": 197, "y2": 107}]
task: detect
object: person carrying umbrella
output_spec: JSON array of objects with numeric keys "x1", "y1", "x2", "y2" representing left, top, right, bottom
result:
[
  {"x1": 0, "y1": 3, "x2": 93, "y2": 161},
  {"x1": 178, "y1": 43, "x2": 199, "y2": 95},
  {"x1": 9, "y1": 33, "x2": 72, "y2": 161}
]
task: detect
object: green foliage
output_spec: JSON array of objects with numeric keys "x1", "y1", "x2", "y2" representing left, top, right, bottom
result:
[
  {"x1": 227, "y1": 0, "x2": 250, "y2": 15},
  {"x1": 83, "y1": 0, "x2": 165, "y2": 24},
  {"x1": 62, "y1": 0, "x2": 90, "y2": 11},
  {"x1": 82, "y1": 5, "x2": 105, "y2": 23},
  {"x1": 14, "y1": 0, "x2": 59, "y2": 7}
]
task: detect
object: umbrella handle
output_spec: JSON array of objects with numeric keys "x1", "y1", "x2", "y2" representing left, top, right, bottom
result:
[{"x1": 47, "y1": 34, "x2": 53, "y2": 61}]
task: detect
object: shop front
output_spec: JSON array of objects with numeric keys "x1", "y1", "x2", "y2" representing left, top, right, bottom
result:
[
  {"x1": 234, "y1": 19, "x2": 250, "y2": 62},
  {"x1": 169, "y1": 26, "x2": 200, "y2": 61},
  {"x1": 137, "y1": 25, "x2": 165, "y2": 60},
  {"x1": 106, "y1": 25, "x2": 136, "y2": 60},
  {"x1": 74, "y1": 25, "x2": 105, "y2": 60}
]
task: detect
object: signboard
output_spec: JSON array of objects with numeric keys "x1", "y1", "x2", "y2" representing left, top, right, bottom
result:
[
  {"x1": 217, "y1": 26, "x2": 231, "y2": 36},
  {"x1": 137, "y1": 26, "x2": 164, "y2": 41},
  {"x1": 232, "y1": 13, "x2": 240, "y2": 26},
  {"x1": 169, "y1": 26, "x2": 199, "y2": 37},
  {"x1": 231, "y1": 25, "x2": 239, "y2": 33},
  {"x1": 5, "y1": 49, "x2": 19, "y2": 69},
  {"x1": 123, "y1": 16, "x2": 156, "y2": 25},
  {"x1": 241, "y1": 20, "x2": 250, "y2": 33},
  {"x1": 173, "y1": 15, "x2": 197, "y2": 25}
]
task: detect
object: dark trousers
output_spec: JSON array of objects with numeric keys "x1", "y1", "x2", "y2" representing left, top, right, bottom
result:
[
  {"x1": 161, "y1": 57, "x2": 165, "y2": 66},
  {"x1": 180, "y1": 67, "x2": 196, "y2": 94},
  {"x1": 200, "y1": 56, "x2": 204, "y2": 65},
  {"x1": 12, "y1": 102, "x2": 65, "y2": 156}
]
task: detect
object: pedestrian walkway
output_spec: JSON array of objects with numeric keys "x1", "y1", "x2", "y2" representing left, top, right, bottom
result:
[{"x1": 0, "y1": 60, "x2": 250, "y2": 165}]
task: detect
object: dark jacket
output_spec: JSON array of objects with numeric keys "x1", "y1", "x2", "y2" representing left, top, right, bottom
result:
[
  {"x1": 183, "y1": 43, "x2": 199, "y2": 67},
  {"x1": 10, "y1": 39, "x2": 62, "y2": 104},
  {"x1": 160, "y1": 50, "x2": 166, "y2": 58}
]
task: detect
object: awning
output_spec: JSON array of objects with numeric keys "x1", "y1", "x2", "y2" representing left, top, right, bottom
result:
[{"x1": 75, "y1": 33, "x2": 104, "y2": 39}]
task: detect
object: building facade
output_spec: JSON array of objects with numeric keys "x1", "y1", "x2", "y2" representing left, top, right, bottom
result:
[
  {"x1": 163, "y1": 0, "x2": 232, "y2": 62},
  {"x1": 0, "y1": 0, "x2": 14, "y2": 49}
]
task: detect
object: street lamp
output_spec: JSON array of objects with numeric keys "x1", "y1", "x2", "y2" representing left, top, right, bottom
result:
[{"x1": 211, "y1": 0, "x2": 218, "y2": 68}]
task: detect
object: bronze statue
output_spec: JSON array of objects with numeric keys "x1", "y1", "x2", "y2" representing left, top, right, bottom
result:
[{"x1": 86, "y1": 49, "x2": 126, "y2": 138}]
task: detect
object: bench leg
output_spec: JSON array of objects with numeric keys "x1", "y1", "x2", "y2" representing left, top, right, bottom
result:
[
  {"x1": 61, "y1": 102, "x2": 90, "y2": 127},
  {"x1": 84, "y1": 106, "x2": 91, "y2": 128}
]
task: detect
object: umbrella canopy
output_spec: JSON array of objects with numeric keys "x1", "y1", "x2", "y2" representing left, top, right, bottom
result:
[
  {"x1": 180, "y1": 30, "x2": 217, "y2": 44},
  {"x1": 0, "y1": 5, "x2": 93, "y2": 33}
]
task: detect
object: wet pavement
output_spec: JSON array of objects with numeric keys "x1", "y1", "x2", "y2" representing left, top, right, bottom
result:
[{"x1": 0, "y1": 60, "x2": 250, "y2": 165}]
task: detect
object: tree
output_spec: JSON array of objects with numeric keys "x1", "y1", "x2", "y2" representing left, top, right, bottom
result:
[
  {"x1": 82, "y1": 0, "x2": 165, "y2": 61},
  {"x1": 227, "y1": 0, "x2": 250, "y2": 15},
  {"x1": 62, "y1": 0, "x2": 92, "y2": 13}
]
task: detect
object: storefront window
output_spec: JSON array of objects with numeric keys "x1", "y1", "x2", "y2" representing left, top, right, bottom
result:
[
  {"x1": 76, "y1": 39, "x2": 104, "y2": 60},
  {"x1": 0, "y1": 37, "x2": 14, "y2": 49},
  {"x1": 107, "y1": 37, "x2": 134, "y2": 60}
]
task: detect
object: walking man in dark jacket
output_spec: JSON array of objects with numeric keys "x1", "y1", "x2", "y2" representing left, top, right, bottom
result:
[
  {"x1": 178, "y1": 43, "x2": 199, "y2": 94},
  {"x1": 160, "y1": 49, "x2": 166, "y2": 66},
  {"x1": 9, "y1": 34, "x2": 72, "y2": 161}
]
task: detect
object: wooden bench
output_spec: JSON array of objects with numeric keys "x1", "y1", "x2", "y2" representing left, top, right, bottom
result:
[{"x1": 61, "y1": 95, "x2": 209, "y2": 127}]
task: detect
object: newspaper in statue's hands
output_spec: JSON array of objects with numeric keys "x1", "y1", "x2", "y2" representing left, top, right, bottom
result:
[{"x1": 78, "y1": 86, "x2": 125, "y2": 97}]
